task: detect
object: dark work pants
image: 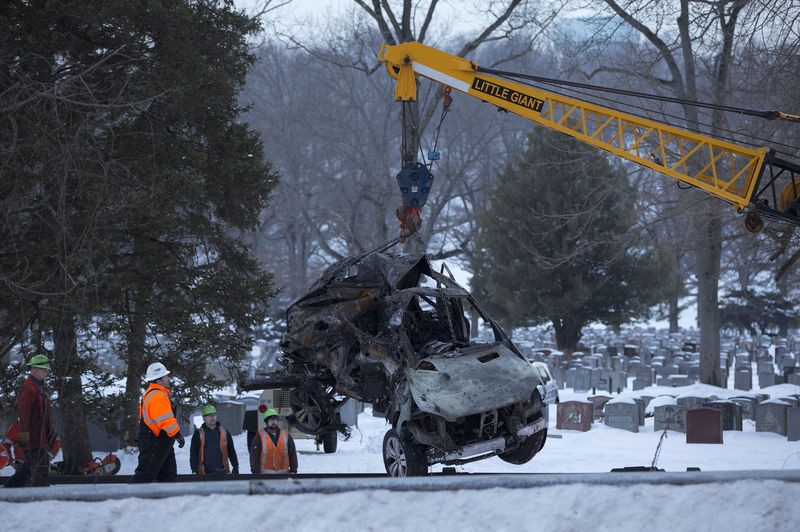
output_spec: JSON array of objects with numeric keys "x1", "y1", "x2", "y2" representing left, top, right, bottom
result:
[
  {"x1": 5, "y1": 449, "x2": 49, "y2": 488},
  {"x1": 133, "y1": 426, "x2": 177, "y2": 483}
]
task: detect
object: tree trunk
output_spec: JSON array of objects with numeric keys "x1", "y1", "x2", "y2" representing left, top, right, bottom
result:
[
  {"x1": 552, "y1": 317, "x2": 583, "y2": 354},
  {"x1": 668, "y1": 250, "x2": 682, "y2": 334},
  {"x1": 696, "y1": 198, "x2": 724, "y2": 386},
  {"x1": 121, "y1": 291, "x2": 148, "y2": 447},
  {"x1": 52, "y1": 312, "x2": 93, "y2": 474}
]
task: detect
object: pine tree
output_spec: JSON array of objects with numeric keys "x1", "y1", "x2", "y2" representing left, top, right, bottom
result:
[
  {"x1": 470, "y1": 127, "x2": 668, "y2": 352},
  {"x1": 0, "y1": 0, "x2": 278, "y2": 469}
]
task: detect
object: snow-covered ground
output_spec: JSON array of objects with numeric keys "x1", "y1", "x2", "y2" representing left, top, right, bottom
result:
[{"x1": 2, "y1": 379, "x2": 799, "y2": 531}]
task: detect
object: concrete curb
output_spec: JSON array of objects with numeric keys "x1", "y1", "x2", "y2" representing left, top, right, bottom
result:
[{"x1": 2, "y1": 470, "x2": 799, "y2": 502}]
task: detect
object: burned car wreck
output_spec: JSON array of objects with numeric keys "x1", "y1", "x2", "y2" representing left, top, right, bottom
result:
[{"x1": 241, "y1": 249, "x2": 548, "y2": 476}]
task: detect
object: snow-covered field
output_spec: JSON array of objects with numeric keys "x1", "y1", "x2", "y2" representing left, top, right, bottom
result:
[{"x1": 2, "y1": 380, "x2": 799, "y2": 531}]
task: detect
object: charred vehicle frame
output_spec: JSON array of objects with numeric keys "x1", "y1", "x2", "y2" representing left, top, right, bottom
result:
[{"x1": 241, "y1": 246, "x2": 549, "y2": 476}]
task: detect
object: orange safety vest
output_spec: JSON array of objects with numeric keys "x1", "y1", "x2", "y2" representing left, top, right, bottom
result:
[
  {"x1": 259, "y1": 429, "x2": 289, "y2": 474},
  {"x1": 139, "y1": 383, "x2": 180, "y2": 437},
  {"x1": 198, "y1": 426, "x2": 230, "y2": 474}
]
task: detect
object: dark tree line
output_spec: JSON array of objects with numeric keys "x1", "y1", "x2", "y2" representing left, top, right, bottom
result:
[{"x1": 0, "y1": 0, "x2": 278, "y2": 471}]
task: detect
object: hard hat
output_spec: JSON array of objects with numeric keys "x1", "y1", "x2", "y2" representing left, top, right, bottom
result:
[
  {"x1": 144, "y1": 362, "x2": 170, "y2": 382},
  {"x1": 263, "y1": 408, "x2": 279, "y2": 420},
  {"x1": 202, "y1": 404, "x2": 217, "y2": 416},
  {"x1": 27, "y1": 354, "x2": 51, "y2": 370}
]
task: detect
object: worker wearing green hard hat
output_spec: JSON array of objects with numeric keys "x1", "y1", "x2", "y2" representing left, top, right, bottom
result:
[
  {"x1": 250, "y1": 406, "x2": 297, "y2": 474},
  {"x1": 190, "y1": 404, "x2": 239, "y2": 476},
  {"x1": 27, "y1": 354, "x2": 51, "y2": 370},
  {"x1": 6, "y1": 354, "x2": 56, "y2": 487}
]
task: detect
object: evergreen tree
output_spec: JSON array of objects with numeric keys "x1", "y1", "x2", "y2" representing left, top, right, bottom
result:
[
  {"x1": 720, "y1": 290, "x2": 800, "y2": 337},
  {"x1": 471, "y1": 127, "x2": 668, "y2": 352},
  {"x1": 0, "y1": 0, "x2": 278, "y2": 469}
]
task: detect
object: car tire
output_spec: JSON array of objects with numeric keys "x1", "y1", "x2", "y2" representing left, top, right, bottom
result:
[
  {"x1": 498, "y1": 425, "x2": 547, "y2": 465},
  {"x1": 322, "y1": 430, "x2": 338, "y2": 454},
  {"x1": 382, "y1": 428, "x2": 428, "y2": 477}
]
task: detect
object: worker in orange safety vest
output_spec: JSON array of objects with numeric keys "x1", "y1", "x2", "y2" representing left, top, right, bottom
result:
[
  {"x1": 249, "y1": 409, "x2": 297, "y2": 474},
  {"x1": 190, "y1": 404, "x2": 239, "y2": 476},
  {"x1": 133, "y1": 362, "x2": 184, "y2": 482}
]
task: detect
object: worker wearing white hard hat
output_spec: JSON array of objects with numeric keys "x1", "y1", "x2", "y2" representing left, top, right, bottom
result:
[{"x1": 133, "y1": 362, "x2": 184, "y2": 482}]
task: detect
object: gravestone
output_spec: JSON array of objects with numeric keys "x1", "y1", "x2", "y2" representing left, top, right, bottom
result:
[
  {"x1": 703, "y1": 400, "x2": 742, "y2": 431},
  {"x1": 686, "y1": 408, "x2": 723, "y2": 444},
  {"x1": 556, "y1": 401, "x2": 593, "y2": 431},
  {"x1": 215, "y1": 401, "x2": 245, "y2": 436},
  {"x1": 757, "y1": 361, "x2": 774, "y2": 375},
  {"x1": 677, "y1": 395, "x2": 710, "y2": 411},
  {"x1": 790, "y1": 373, "x2": 800, "y2": 387},
  {"x1": 632, "y1": 397, "x2": 645, "y2": 426},
  {"x1": 778, "y1": 396, "x2": 799, "y2": 408},
  {"x1": 654, "y1": 404, "x2": 687, "y2": 432},
  {"x1": 759, "y1": 372, "x2": 776, "y2": 388},
  {"x1": 670, "y1": 375, "x2": 689, "y2": 387},
  {"x1": 756, "y1": 400, "x2": 789, "y2": 436},
  {"x1": 611, "y1": 371, "x2": 627, "y2": 393},
  {"x1": 730, "y1": 396, "x2": 757, "y2": 420},
  {"x1": 87, "y1": 421, "x2": 121, "y2": 453},
  {"x1": 633, "y1": 378, "x2": 649, "y2": 391},
  {"x1": 677, "y1": 360, "x2": 692, "y2": 375},
  {"x1": 575, "y1": 367, "x2": 591, "y2": 392},
  {"x1": 588, "y1": 395, "x2": 612, "y2": 420},
  {"x1": 788, "y1": 407, "x2": 800, "y2": 442},
  {"x1": 734, "y1": 369, "x2": 752, "y2": 391},
  {"x1": 566, "y1": 367, "x2": 578, "y2": 389},
  {"x1": 603, "y1": 401, "x2": 639, "y2": 433},
  {"x1": 637, "y1": 366, "x2": 653, "y2": 385}
]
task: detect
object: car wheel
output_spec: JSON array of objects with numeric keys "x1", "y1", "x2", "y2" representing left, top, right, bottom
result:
[
  {"x1": 382, "y1": 428, "x2": 428, "y2": 477},
  {"x1": 289, "y1": 387, "x2": 331, "y2": 434},
  {"x1": 322, "y1": 430, "x2": 338, "y2": 453},
  {"x1": 498, "y1": 426, "x2": 547, "y2": 465}
]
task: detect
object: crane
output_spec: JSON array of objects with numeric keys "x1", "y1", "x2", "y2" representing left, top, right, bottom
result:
[{"x1": 377, "y1": 41, "x2": 800, "y2": 235}]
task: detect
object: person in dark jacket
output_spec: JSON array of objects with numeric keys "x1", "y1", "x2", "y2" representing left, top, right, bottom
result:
[
  {"x1": 133, "y1": 362, "x2": 183, "y2": 483},
  {"x1": 190, "y1": 404, "x2": 239, "y2": 475},
  {"x1": 249, "y1": 409, "x2": 298, "y2": 474},
  {"x1": 5, "y1": 354, "x2": 57, "y2": 488}
]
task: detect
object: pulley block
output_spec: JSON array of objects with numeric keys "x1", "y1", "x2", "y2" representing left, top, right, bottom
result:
[{"x1": 396, "y1": 162, "x2": 434, "y2": 208}]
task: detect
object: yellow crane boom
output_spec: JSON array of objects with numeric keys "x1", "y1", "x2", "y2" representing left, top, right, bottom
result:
[{"x1": 378, "y1": 41, "x2": 800, "y2": 231}]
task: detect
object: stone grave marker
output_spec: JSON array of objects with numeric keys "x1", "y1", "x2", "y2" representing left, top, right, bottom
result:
[
  {"x1": 603, "y1": 401, "x2": 639, "y2": 433},
  {"x1": 637, "y1": 366, "x2": 653, "y2": 385},
  {"x1": 756, "y1": 400, "x2": 789, "y2": 436},
  {"x1": 575, "y1": 367, "x2": 591, "y2": 392},
  {"x1": 215, "y1": 401, "x2": 245, "y2": 436},
  {"x1": 677, "y1": 396, "x2": 708, "y2": 411},
  {"x1": 757, "y1": 361, "x2": 774, "y2": 374},
  {"x1": 703, "y1": 400, "x2": 742, "y2": 431},
  {"x1": 556, "y1": 401, "x2": 593, "y2": 431},
  {"x1": 670, "y1": 375, "x2": 689, "y2": 387},
  {"x1": 788, "y1": 407, "x2": 800, "y2": 442},
  {"x1": 734, "y1": 369, "x2": 752, "y2": 391},
  {"x1": 778, "y1": 396, "x2": 799, "y2": 408},
  {"x1": 566, "y1": 367, "x2": 578, "y2": 389},
  {"x1": 758, "y1": 372, "x2": 776, "y2": 388},
  {"x1": 588, "y1": 395, "x2": 612, "y2": 420},
  {"x1": 730, "y1": 396, "x2": 757, "y2": 420},
  {"x1": 686, "y1": 408, "x2": 723, "y2": 444},
  {"x1": 633, "y1": 378, "x2": 648, "y2": 391},
  {"x1": 632, "y1": 397, "x2": 645, "y2": 425},
  {"x1": 654, "y1": 403, "x2": 687, "y2": 432}
]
